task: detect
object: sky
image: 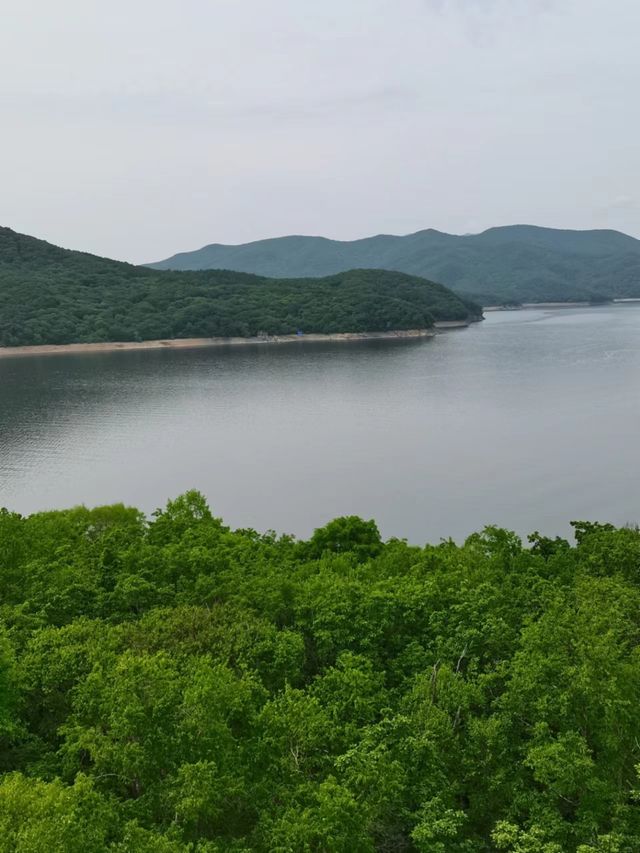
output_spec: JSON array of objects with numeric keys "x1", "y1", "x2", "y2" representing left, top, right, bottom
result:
[{"x1": 1, "y1": 0, "x2": 639, "y2": 263}]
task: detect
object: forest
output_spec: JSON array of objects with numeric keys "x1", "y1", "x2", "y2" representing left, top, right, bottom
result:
[
  {"x1": 1, "y1": 493, "x2": 640, "y2": 851},
  {"x1": 150, "y1": 224, "x2": 640, "y2": 308},
  {"x1": 0, "y1": 227, "x2": 480, "y2": 347}
]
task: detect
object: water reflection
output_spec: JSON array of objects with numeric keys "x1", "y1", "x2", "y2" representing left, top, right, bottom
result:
[{"x1": 1, "y1": 305, "x2": 639, "y2": 543}]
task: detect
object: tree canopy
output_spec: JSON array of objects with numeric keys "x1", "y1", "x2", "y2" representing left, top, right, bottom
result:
[
  {"x1": 0, "y1": 227, "x2": 480, "y2": 347},
  {"x1": 1, "y1": 494, "x2": 640, "y2": 850}
]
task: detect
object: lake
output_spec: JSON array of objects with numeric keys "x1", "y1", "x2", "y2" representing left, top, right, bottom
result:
[{"x1": 1, "y1": 304, "x2": 639, "y2": 543}]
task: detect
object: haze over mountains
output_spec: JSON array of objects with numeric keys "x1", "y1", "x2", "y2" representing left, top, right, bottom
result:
[{"x1": 150, "y1": 225, "x2": 640, "y2": 306}]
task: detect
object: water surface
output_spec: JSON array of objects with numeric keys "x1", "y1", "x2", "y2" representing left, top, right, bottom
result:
[{"x1": 1, "y1": 305, "x2": 639, "y2": 543}]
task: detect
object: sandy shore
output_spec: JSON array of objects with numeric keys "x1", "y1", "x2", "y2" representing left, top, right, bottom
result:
[
  {"x1": 484, "y1": 302, "x2": 592, "y2": 311},
  {"x1": 0, "y1": 328, "x2": 437, "y2": 358},
  {"x1": 521, "y1": 301, "x2": 591, "y2": 309},
  {"x1": 433, "y1": 319, "x2": 473, "y2": 329}
]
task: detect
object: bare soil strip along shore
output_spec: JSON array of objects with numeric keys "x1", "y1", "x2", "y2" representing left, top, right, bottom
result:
[
  {"x1": 484, "y1": 302, "x2": 594, "y2": 311},
  {"x1": 0, "y1": 329, "x2": 436, "y2": 358},
  {"x1": 432, "y1": 320, "x2": 472, "y2": 329}
]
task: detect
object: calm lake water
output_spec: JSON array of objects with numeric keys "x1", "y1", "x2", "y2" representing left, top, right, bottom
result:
[{"x1": 1, "y1": 304, "x2": 639, "y2": 543}]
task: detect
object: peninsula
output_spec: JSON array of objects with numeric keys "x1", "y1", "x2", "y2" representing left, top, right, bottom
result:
[{"x1": 0, "y1": 227, "x2": 481, "y2": 349}]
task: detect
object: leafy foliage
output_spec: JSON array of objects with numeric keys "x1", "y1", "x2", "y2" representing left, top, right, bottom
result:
[
  {"x1": 0, "y1": 227, "x2": 479, "y2": 346},
  {"x1": 2, "y1": 494, "x2": 640, "y2": 850}
]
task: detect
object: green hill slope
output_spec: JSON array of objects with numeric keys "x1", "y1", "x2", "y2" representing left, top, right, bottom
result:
[
  {"x1": 0, "y1": 227, "x2": 480, "y2": 347},
  {"x1": 149, "y1": 224, "x2": 640, "y2": 305}
]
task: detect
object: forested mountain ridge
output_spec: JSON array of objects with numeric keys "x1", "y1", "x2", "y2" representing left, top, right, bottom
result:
[
  {"x1": 1, "y1": 493, "x2": 640, "y2": 850},
  {"x1": 150, "y1": 224, "x2": 640, "y2": 306},
  {"x1": 0, "y1": 227, "x2": 480, "y2": 347}
]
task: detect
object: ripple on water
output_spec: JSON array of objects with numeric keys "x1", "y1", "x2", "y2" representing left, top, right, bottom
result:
[{"x1": 2, "y1": 304, "x2": 640, "y2": 541}]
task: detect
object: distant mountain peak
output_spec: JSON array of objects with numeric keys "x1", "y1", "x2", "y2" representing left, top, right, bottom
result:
[{"x1": 148, "y1": 224, "x2": 640, "y2": 305}]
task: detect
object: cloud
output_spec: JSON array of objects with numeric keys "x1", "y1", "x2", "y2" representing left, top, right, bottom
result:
[
  {"x1": 1, "y1": 0, "x2": 639, "y2": 259},
  {"x1": 602, "y1": 196, "x2": 638, "y2": 212},
  {"x1": 1, "y1": 85, "x2": 415, "y2": 129}
]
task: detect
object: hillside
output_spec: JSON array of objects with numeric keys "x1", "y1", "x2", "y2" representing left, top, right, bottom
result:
[
  {"x1": 150, "y1": 224, "x2": 640, "y2": 305},
  {"x1": 0, "y1": 227, "x2": 480, "y2": 348}
]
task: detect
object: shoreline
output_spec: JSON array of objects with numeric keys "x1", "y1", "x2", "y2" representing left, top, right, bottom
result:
[
  {"x1": 483, "y1": 301, "x2": 592, "y2": 311},
  {"x1": 0, "y1": 328, "x2": 441, "y2": 358},
  {"x1": 433, "y1": 319, "x2": 475, "y2": 329},
  {"x1": 484, "y1": 300, "x2": 640, "y2": 311}
]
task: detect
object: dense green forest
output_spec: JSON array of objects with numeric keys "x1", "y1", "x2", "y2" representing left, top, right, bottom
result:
[
  {"x1": 150, "y1": 224, "x2": 640, "y2": 306},
  {"x1": 0, "y1": 228, "x2": 479, "y2": 347},
  {"x1": 1, "y1": 493, "x2": 640, "y2": 851}
]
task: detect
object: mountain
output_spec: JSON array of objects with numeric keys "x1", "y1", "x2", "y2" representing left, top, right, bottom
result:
[
  {"x1": 149, "y1": 224, "x2": 640, "y2": 305},
  {"x1": 0, "y1": 227, "x2": 480, "y2": 348}
]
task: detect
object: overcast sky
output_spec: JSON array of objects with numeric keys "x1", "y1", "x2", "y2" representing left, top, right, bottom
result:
[{"x1": 1, "y1": 0, "x2": 638, "y2": 262}]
